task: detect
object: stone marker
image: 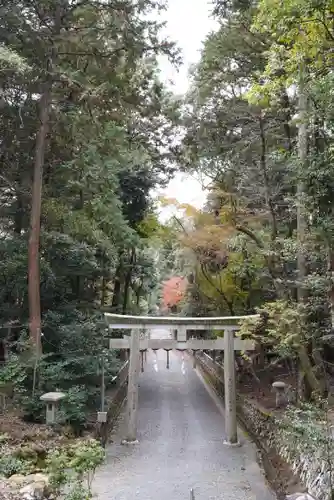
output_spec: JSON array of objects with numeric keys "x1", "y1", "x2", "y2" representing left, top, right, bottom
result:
[
  {"x1": 40, "y1": 392, "x2": 66, "y2": 425},
  {"x1": 272, "y1": 381, "x2": 287, "y2": 408}
]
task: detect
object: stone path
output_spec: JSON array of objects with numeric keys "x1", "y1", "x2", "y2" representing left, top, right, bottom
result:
[{"x1": 93, "y1": 330, "x2": 276, "y2": 500}]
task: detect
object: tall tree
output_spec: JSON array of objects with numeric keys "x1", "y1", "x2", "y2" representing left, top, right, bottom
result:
[
  {"x1": 179, "y1": 0, "x2": 334, "y2": 398},
  {"x1": 0, "y1": 0, "x2": 179, "y2": 344}
]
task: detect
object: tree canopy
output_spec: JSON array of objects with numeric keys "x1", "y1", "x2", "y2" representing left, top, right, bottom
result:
[
  {"x1": 0, "y1": 0, "x2": 181, "y2": 423},
  {"x1": 2, "y1": 0, "x2": 334, "y2": 421},
  {"x1": 172, "y1": 0, "x2": 334, "y2": 398}
]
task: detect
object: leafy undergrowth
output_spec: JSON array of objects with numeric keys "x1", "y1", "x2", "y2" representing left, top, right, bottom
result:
[
  {"x1": 0, "y1": 414, "x2": 72, "y2": 476},
  {"x1": 0, "y1": 414, "x2": 105, "y2": 500},
  {"x1": 0, "y1": 413, "x2": 67, "y2": 446},
  {"x1": 238, "y1": 364, "x2": 297, "y2": 410},
  {"x1": 0, "y1": 411, "x2": 99, "y2": 476}
]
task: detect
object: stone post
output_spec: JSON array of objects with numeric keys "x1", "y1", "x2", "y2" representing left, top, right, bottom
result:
[
  {"x1": 223, "y1": 329, "x2": 238, "y2": 445},
  {"x1": 123, "y1": 328, "x2": 140, "y2": 444}
]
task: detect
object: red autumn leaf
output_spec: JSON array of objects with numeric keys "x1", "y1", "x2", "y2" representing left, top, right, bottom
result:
[{"x1": 162, "y1": 276, "x2": 187, "y2": 309}]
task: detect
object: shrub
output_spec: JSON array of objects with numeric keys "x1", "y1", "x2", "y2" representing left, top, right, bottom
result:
[
  {"x1": 58, "y1": 386, "x2": 88, "y2": 433},
  {"x1": 19, "y1": 392, "x2": 45, "y2": 422},
  {"x1": 0, "y1": 455, "x2": 26, "y2": 478},
  {"x1": 0, "y1": 312, "x2": 121, "y2": 429},
  {"x1": 46, "y1": 438, "x2": 105, "y2": 498}
]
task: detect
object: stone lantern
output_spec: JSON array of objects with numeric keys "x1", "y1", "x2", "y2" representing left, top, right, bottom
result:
[
  {"x1": 40, "y1": 392, "x2": 66, "y2": 425},
  {"x1": 272, "y1": 381, "x2": 287, "y2": 408}
]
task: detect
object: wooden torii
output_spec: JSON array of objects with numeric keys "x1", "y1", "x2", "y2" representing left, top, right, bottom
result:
[{"x1": 105, "y1": 313, "x2": 258, "y2": 446}]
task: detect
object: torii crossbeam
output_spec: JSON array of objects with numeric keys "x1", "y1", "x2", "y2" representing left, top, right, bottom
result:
[{"x1": 105, "y1": 313, "x2": 258, "y2": 446}]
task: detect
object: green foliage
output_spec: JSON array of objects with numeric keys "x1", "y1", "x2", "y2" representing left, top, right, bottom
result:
[
  {"x1": 58, "y1": 387, "x2": 88, "y2": 431},
  {"x1": 0, "y1": 438, "x2": 105, "y2": 500},
  {"x1": 0, "y1": 455, "x2": 27, "y2": 478},
  {"x1": 0, "y1": 313, "x2": 121, "y2": 427},
  {"x1": 19, "y1": 394, "x2": 45, "y2": 423},
  {"x1": 47, "y1": 439, "x2": 105, "y2": 499},
  {"x1": 176, "y1": 0, "x2": 334, "y2": 400},
  {"x1": 252, "y1": 0, "x2": 334, "y2": 84},
  {"x1": 239, "y1": 300, "x2": 300, "y2": 357},
  {"x1": 0, "y1": 0, "x2": 180, "y2": 425},
  {"x1": 277, "y1": 401, "x2": 334, "y2": 469}
]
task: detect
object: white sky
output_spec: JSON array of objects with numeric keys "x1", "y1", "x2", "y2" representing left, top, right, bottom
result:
[{"x1": 154, "y1": 0, "x2": 217, "y2": 220}]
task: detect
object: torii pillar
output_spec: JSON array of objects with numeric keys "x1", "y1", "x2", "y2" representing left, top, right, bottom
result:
[
  {"x1": 122, "y1": 329, "x2": 140, "y2": 444},
  {"x1": 223, "y1": 329, "x2": 238, "y2": 445}
]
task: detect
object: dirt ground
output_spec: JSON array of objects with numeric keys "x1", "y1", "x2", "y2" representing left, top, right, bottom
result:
[
  {"x1": 237, "y1": 361, "x2": 297, "y2": 409},
  {"x1": 0, "y1": 412, "x2": 76, "y2": 450}
]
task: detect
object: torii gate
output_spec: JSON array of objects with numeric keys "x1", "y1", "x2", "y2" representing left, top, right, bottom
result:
[{"x1": 105, "y1": 313, "x2": 258, "y2": 446}]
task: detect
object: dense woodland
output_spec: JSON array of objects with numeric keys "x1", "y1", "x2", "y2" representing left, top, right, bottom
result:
[
  {"x1": 1, "y1": 0, "x2": 334, "y2": 430},
  {"x1": 172, "y1": 0, "x2": 334, "y2": 401},
  {"x1": 0, "y1": 0, "x2": 180, "y2": 425}
]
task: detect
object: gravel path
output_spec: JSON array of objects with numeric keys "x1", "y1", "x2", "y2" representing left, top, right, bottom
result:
[{"x1": 93, "y1": 330, "x2": 276, "y2": 500}]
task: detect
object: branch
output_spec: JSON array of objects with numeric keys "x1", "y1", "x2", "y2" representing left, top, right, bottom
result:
[
  {"x1": 235, "y1": 224, "x2": 264, "y2": 248},
  {"x1": 58, "y1": 43, "x2": 170, "y2": 60},
  {"x1": 28, "y1": 0, "x2": 52, "y2": 32},
  {"x1": 200, "y1": 263, "x2": 234, "y2": 315},
  {"x1": 258, "y1": 115, "x2": 278, "y2": 240},
  {"x1": 172, "y1": 215, "x2": 188, "y2": 234},
  {"x1": 0, "y1": 174, "x2": 16, "y2": 192}
]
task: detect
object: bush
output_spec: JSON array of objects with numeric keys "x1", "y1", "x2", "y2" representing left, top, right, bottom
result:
[
  {"x1": 46, "y1": 438, "x2": 105, "y2": 498},
  {"x1": 19, "y1": 392, "x2": 45, "y2": 423},
  {"x1": 0, "y1": 312, "x2": 122, "y2": 429},
  {"x1": 0, "y1": 455, "x2": 26, "y2": 478},
  {"x1": 58, "y1": 386, "x2": 88, "y2": 433}
]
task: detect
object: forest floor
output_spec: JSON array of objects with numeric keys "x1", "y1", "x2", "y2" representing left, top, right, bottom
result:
[
  {"x1": 238, "y1": 360, "x2": 334, "y2": 411},
  {"x1": 238, "y1": 362, "x2": 296, "y2": 409},
  {"x1": 0, "y1": 412, "x2": 79, "y2": 455},
  {"x1": 0, "y1": 413, "x2": 54, "y2": 444}
]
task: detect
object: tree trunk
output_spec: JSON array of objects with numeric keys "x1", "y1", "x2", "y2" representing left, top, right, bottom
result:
[
  {"x1": 328, "y1": 249, "x2": 334, "y2": 328},
  {"x1": 296, "y1": 63, "x2": 307, "y2": 305},
  {"x1": 28, "y1": 83, "x2": 52, "y2": 356},
  {"x1": 259, "y1": 114, "x2": 277, "y2": 240},
  {"x1": 101, "y1": 253, "x2": 107, "y2": 307},
  {"x1": 136, "y1": 287, "x2": 142, "y2": 307},
  {"x1": 111, "y1": 263, "x2": 123, "y2": 313},
  {"x1": 122, "y1": 248, "x2": 136, "y2": 314},
  {"x1": 296, "y1": 63, "x2": 324, "y2": 398}
]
